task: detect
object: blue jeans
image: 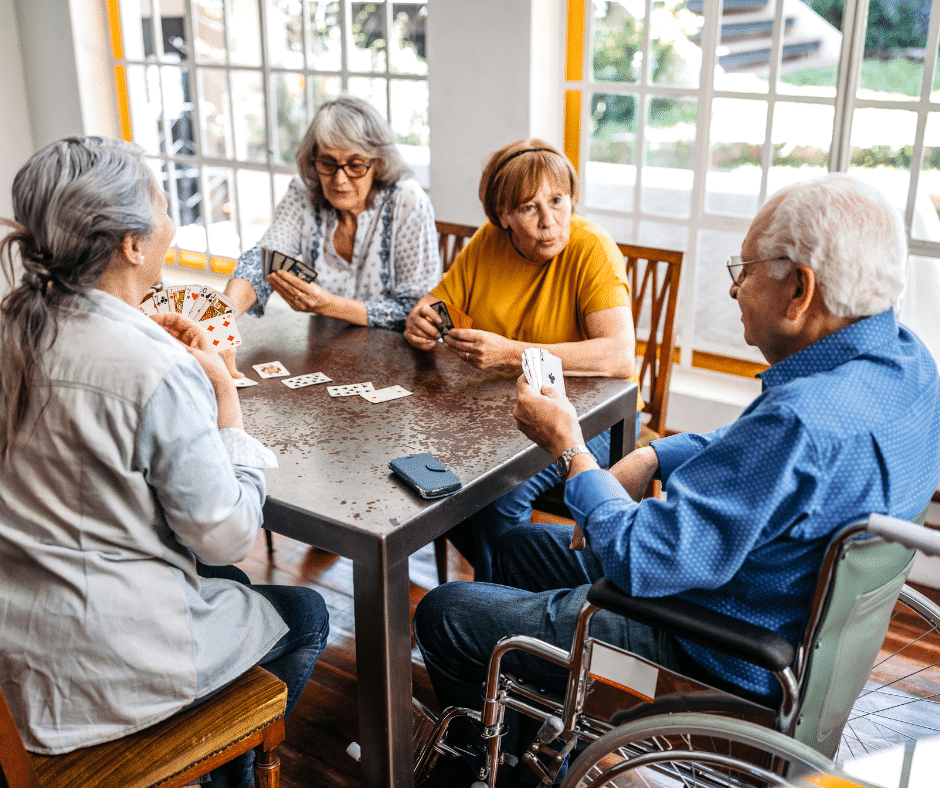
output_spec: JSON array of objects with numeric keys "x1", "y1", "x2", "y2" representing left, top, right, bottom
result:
[
  {"x1": 448, "y1": 416, "x2": 641, "y2": 582},
  {"x1": 193, "y1": 562, "x2": 329, "y2": 788},
  {"x1": 413, "y1": 523, "x2": 689, "y2": 785}
]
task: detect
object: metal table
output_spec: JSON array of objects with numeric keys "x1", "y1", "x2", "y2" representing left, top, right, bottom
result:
[{"x1": 235, "y1": 306, "x2": 638, "y2": 788}]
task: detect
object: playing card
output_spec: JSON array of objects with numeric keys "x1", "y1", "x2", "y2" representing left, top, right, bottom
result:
[
  {"x1": 282, "y1": 372, "x2": 332, "y2": 389},
  {"x1": 167, "y1": 285, "x2": 188, "y2": 314},
  {"x1": 201, "y1": 314, "x2": 242, "y2": 350},
  {"x1": 431, "y1": 301, "x2": 454, "y2": 338},
  {"x1": 327, "y1": 382, "x2": 375, "y2": 397},
  {"x1": 446, "y1": 303, "x2": 473, "y2": 329},
  {"x1": 200, "y1": 291, "x2": 236, "y2": 321},
  {"x1": 539, "y1": 350, "x2": 565, "y2": 396},
  {"x1": 183, "y1": 284, "x2": 208, "y2": 319},
  {"x1": 252, "y1": 361, "x2": 290, "y2": 379},
  {"x1": 360, "y1": 385, "x2": 412, "y2": 403},
  {"x1": 285, "y1": 259, "x2": 318, "y2": 284},
  {"x1": 261, "y1": 247, "x2": 274, "y2": 277},
  {"x1": 152, "y1": 289, "x2": 171, "y2": 313},
  {"x1": 139, "y1": 293, "x2": 159, "y2": 316},
  {"x1": 233, "y1": 377, "x2": 258, "y2": 388}
]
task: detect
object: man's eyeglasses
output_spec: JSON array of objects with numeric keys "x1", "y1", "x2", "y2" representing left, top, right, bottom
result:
[
  {"x1": 727, "y1": 255, "x2": 790, "y2": 284},
  {"x1": 312, "y1": 158, "x2": 373, "y2": 179}
]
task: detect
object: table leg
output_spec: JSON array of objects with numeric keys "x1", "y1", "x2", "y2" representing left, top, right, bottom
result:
[
  {"x1": 609, "y1": 417, "x2": 629, "y2": 467},
  {"x1": 352, "y1": 543, "x2": 415, "y2": 788}
]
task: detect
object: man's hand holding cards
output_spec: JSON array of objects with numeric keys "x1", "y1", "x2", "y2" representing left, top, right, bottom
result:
[
  {"x1": 522, "y1": 348, "x2": 565, "y2": 396},
  {"x1": 140, "y1": 284, "x2": 240, "y2": 351}
]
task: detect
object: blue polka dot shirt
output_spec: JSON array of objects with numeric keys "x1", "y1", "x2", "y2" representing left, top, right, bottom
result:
[{"x1": 567, "y1": 309, "x2": 940, "y2": 700}]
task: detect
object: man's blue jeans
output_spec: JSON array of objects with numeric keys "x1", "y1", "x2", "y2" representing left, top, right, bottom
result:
[
  {"x1": 413, "y1": 523, "x2": 689, "y2": 785},
  {"x1": 193, "y1": 563, "x2": 329, "y2": 788}
]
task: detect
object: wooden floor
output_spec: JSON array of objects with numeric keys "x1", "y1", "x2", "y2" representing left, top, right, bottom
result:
[{"x1": 235, "y1": 530, "x2": 940, "y2": 788}]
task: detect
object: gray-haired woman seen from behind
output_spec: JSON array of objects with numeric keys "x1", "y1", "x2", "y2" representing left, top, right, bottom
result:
[
  {"x1": 223, "y1": 93, "x2": 441, "y2": 377},
  {"x1": 0, "y1": 136, "x2": 328, "y2": 788}
]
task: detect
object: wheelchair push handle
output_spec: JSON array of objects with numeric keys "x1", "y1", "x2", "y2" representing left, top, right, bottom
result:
[{"x1": 867, "y1": 513, "x2": 940, "y2": 557}]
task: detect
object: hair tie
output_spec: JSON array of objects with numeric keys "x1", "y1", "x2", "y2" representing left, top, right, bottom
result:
[{"x1": 491, "y1": 147, "x2": 558, "y2": 178}]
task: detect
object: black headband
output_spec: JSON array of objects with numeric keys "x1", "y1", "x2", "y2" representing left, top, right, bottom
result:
[{"x1": 491, "y1": 147, "x2": 558, "y2": 178}]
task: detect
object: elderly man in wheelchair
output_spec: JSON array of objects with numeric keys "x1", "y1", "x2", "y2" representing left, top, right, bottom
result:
[{"x1": 411, "y1": 174, "x2": 940, "y2": 788}]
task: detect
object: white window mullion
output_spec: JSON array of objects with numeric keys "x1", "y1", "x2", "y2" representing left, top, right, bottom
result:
[{"x1": 830, "y1": 0, "x2": 869, "y2": 173}]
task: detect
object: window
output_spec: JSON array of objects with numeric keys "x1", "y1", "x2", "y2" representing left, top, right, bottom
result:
[
  {"x1": 565, "y1": 0, "x2": 940, "y2": 370},
  {"x1": 108, "y1": 0, "x2": 429, "y2": 274}
]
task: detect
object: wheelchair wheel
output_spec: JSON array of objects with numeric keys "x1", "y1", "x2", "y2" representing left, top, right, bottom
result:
[
  {"x1": 838, "y1": 585, "x2": 940, "y2": 762},
  {"x1": 561, "y1": 712, "x2": 833, "y2": 788}
]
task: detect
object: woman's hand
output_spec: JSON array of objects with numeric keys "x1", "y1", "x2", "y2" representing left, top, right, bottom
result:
[
  {"x1": 149, "y1": 312, "x2": 243, "y2": 429},
  {"x1": 404, "y1": 299, "x2": 446, "y2": 350},
  {"x1": 269, "y1": 269, "x2": 330, "y2": 314},
  {"x1": 444, "y1": 328, "x2": 519, "y2": 371}
]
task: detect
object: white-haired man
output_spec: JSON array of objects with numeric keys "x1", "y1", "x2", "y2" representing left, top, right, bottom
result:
[{"x1": 413, "y1": 174, "x2": 940, "y2": 784}]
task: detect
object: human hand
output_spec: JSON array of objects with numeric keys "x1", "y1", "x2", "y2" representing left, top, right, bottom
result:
[
  {"x1": 444, "y1": 329, "x2": 517, "y2": 371},
  {"x1": 268, "y1": 270, "x2": 330, "y2": 314},
  {"x1": 569, "y1": 524, "x2": 586, "y2": 551},
  {"x1": 404, "y1": 301, "x2": 445, "y2": 350},
  {"x1": 512, "y1": 374, "x2": 584, "y2": 459}
]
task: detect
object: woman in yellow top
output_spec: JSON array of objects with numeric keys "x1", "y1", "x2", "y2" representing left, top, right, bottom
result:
[{"x1": 404, "y1": 138, "x2": 640, "y2": 581}]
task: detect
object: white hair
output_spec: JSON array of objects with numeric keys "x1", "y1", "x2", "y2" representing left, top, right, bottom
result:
[{"x1": 756, "y1": 173, "x2": 907, "y2": 318}]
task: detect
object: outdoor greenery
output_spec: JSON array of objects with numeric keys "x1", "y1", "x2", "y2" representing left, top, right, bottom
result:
[{"x1": 809, "y1": 0, "x2": 930, "y2": 54}]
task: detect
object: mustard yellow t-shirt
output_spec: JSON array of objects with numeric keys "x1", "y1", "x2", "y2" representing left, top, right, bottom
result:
[{"x1": 431, "y1": 214, "x2": 630, "y2": 345}]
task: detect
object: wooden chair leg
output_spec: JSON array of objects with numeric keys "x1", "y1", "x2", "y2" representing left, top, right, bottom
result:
[
  {"x1": 433, "y1": 536, "x2": 448, "y2": 584},
  {"x1": 264, "y1": 529, "x2": 274, "y2": 560},
  {"x1": 253, "y1": 742, "x2": 281, "y2": 788}
]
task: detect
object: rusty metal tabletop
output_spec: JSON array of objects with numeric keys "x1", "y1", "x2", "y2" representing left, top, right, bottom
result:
[{"x1": 235, "y1": 304, "x2": 638, "y2": 788}]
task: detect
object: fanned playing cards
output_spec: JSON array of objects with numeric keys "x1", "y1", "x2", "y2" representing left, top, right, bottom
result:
[
  {"x1": 522, "y1": 348, "x2": 565, "y2": 396},
  {"x1": 429, "y1": 301, "x2": 472, "y2": 338},
  {"x1": 261, "y1": 247, "x2": 318, "y2": 284},
  {"x1": 140, "y1": 284, "x2": 241, "y2": 351}
]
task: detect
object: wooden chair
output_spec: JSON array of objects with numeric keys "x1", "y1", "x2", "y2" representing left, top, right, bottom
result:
[{"x1": 0, "y1": 666, "x2": 287, "y2": 788}]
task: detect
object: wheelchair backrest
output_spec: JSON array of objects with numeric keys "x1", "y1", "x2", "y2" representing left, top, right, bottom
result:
[{"x1": 790, "y1": 526, "x2": 915, "y2": 758}]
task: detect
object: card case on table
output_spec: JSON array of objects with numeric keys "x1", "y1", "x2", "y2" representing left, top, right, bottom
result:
[{"x1": 388, "y1": 453, "x2": 462, "y2": 499}]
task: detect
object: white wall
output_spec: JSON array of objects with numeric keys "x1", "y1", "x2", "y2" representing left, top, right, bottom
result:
[{"x1": 0, "y1": 0, "x2": 35, "y2": 223}]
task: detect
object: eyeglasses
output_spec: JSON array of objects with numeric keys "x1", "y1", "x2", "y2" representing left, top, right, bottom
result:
[
  {"x1": 726, "y1": 255, "x2": 790, "y2": 284},
  {"x1": 312, "y1": 158, "x2": 373, "y2": 179}
]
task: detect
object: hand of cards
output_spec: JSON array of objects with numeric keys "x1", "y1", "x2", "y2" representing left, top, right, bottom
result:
[
  {"x1": 262, "y1": 247, "x2": 317, "y2": 284},
  {"x1": 430, "y1": 300, "x2": 472, "y2": 338},
  {"x1": 522, "y1": 348, "x2": 565, "y2": 396},
  {"x1": 140, "y1": 284, "x2": 241, "y2": 351}
]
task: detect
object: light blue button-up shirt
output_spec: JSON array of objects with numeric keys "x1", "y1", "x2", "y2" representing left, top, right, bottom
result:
[{"x1": 567, "y1": 309, "x2": 940, "y2": 699}]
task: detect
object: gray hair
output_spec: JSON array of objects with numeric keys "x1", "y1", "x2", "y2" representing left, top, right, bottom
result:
[
  {"x1": 1, "y1": 136, "x2": 156, "y2": 457},
  {"x1": 756, "y1": 173, "x2": 907, "y2": 318},
  {"x1": 295, "y1": 94, "x2": 412, "y2": 206}
]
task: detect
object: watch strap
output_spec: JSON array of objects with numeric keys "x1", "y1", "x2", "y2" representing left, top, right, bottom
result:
[{"x1": 556, "y1": 443, "x2": 592, "y2": 479}]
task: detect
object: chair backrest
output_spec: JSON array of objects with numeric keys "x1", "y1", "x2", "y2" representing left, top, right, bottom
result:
[
  {"x1": 789, "y1": 521, "x2": 917, "y2": 758},
  {"x1": 0, "y1": 684, "x2": 41, "y2": 788},
  {"x1": 435, "y1": 221, "x2": 478, "y2": 272},
  {"x1": 618, "y1": 243, "x2": 683, "y2": 438}
]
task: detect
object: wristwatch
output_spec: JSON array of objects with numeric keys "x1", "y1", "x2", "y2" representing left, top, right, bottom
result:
[{"x1": 555, "y1": 443, "x2": 592, "y2": 480}]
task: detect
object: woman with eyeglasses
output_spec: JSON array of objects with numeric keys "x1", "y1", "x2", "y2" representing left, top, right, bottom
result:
[{"x1": 223, "y1": 94, "x2": 441, "y2": 376}]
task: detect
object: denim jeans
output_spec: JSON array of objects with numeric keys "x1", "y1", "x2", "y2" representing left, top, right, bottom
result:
[
  {"x1": 447, "y1": 414, "x2": 641, "y2": 582},
  {"x1": 192, "y1": 562, "x2": 329, "y2": 788},
  {"x1": 413, "y1": 523, "x2": 688, "y2": 785}
]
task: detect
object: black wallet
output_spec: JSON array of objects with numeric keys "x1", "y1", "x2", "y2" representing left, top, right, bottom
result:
[{"x1": 388, "y1": 453, "x2": 462, "y2": 499}]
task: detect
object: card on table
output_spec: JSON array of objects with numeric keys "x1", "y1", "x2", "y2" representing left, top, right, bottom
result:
[
  {"x1": 282, "y1": 372, "x2": 332, "y2": 389},
  {"x1": 327, "y1": 382, "x2": 375, "y2": 397},
  {"x1": 233, "y1": 377, "x2": 258, "y2": 388},
  {"x1": 360, "y1": 385, "x2": 412, "y2": 403},
  {"x1": 252, "y1": 361, "x2": 291, "y2": 379}
]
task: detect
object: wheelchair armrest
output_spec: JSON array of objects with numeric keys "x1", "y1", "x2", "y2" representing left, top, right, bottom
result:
[{"x1": 586, "y1": 578, "x2": 794, "y2": 673}]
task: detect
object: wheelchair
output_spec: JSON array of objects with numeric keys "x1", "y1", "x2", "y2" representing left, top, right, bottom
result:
[{"x1": 412, "y1": 513, "x2": 940, "y2": 787}]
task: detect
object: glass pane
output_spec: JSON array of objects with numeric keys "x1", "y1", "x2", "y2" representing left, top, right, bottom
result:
[
  {"x1": 118, "y1": 0, "x2": 151, "y2": 60},
  {"x1": 199, "y1": 68, "x2": 234, "y2": 158},
  {"x1": 273, "y1": 72, "x2": 308, "y2": 165},
  {"x1": 172, "y1": 161, "x2": 206, "y2": 249},
  {"x1": 712, "y1": 0, "x2": 783, "y2": 94},
  {"x1": 580, "y1": 209, "x2": 633, "y2": 247},
  {"x1": 194, "y1": 0, "x2": 226, "y2": 64},
  {"x1": 125, "y1": 64, "x2": 162, "y2": 151},
  {"x1": 308, "y1": 1, "x2": 342, "y2": 71},
  {"x1": 643, "y1": 96, "x2": 696, "y2": 218},
  {"x1": 593, "y1": 0, "x2": 642, "y2": 84},
  {"x1": 390, "y1": 4, "x2": 427, "y2": 75},
  {"x1": 206, "y1": 168, "x2": 242, "y2": 258},
  {"x1": 650, "y1": 0, "x2": 702, "y2": 88},
  {"x1": 267, "y1": 0, "x2": 304, "y2": 69},
  {"x1": 351, "y1": 2, "x2": 387, "y2": 73},
  {"x1": 161, "y1": 66, "x2": 197, "y2": 158},
  {"x1": 778, "y1": 1, "x2": 844, "y2": 98},
  {"x1": 768, "y1": 101, "x2": 831, "y2": 191},
  {"x1": 587, "y1": 92, "x2": 637, "y2": 211},
  {"x1": 855, "y1": 0, "x2": 933, "y2": 102},
  {"x1": 348, "y1": 77, "x2": 388, "y2": 118},
  {"x1": 914, "y1": 112, "x2": 940, "y2": 243},
  {"x1": 389, "y1": 79, "x2": 428, "y2": 146},
  {"x1": 310, "y1": 75, "x2": 343, "y2": 110},
  {"x1": 231, "y1": 69, "x2": 267, "y2": 163},
  {"x1": 236, "y1": 169, "x2": 274, "y2": 249},
  {"x1": 705, "y1": 97, "x2": 768, "y2": 218},
  {"x1": 230, "y1": 0, "x2": 263, "y2": 66}
]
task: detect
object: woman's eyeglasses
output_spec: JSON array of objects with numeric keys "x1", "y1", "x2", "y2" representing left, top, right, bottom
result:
[
  {"x1": 312, "y1": 159, "x2": 373, "y2": 179},
  {"x1": 726, "y1": 255, "x2": 790, "y2": 284}
]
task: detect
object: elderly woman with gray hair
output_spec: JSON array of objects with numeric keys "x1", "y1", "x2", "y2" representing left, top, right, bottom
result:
[{"x1": 224, "y1": 94, "x2": 441, "y2": 373}]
